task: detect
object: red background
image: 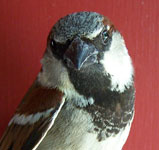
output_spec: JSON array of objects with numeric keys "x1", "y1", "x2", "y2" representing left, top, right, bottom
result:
[{"x1": 0, "y1": 0, "x2": 158, "y2": 149}]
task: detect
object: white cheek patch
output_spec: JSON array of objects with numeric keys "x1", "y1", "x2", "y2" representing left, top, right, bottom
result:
[
  {"x1": 38, "y1": 50, "x2": 95, "y2": 107},
  {"x1": 101, "y1": 32, "x2": 134, "y2": 93}
]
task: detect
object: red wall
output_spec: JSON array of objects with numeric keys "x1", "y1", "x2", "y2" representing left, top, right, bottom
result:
[{"x1": 0, "y1": 0, "x2": 158, "y2": 149}]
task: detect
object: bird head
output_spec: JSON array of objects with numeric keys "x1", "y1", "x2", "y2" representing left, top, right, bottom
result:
[{"x1": 38, "y1": 12, "x2": 134, "y2": 101}]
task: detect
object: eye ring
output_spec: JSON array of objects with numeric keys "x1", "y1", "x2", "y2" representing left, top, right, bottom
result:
[{"x1": 101, "y1": 29, "x2": 109, "y2": 45}]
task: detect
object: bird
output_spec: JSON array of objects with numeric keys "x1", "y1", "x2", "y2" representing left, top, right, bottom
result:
[{"x1": 0, "y1": 11, "x2": 135, "y2": 150}]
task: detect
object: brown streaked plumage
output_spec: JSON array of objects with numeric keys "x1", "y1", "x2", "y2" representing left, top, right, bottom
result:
[
  {"x1": 102, "y1": 17, "x2": 116, "y2": 36},
  {"x1": 0, "y1": 11, "x2": 135, "y2": 150},
  {"x1": 16, "y1": 82, "x2": 64, "y2": 115},
  {"x1": 0, "y1": 81, "x2": 64, "y2": 150}
]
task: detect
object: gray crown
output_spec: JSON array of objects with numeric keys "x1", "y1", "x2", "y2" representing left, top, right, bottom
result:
[{"x1": 52, "y1": 12, "x2": 104, "y2": 43}]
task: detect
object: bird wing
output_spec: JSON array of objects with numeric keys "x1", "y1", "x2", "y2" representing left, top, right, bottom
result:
[{"x1": 0, "y1": 81, "x2": 65, "y2": 150}]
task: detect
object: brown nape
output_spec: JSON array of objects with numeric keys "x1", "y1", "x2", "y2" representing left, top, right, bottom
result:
[
  {"x1": 16, "y1": 82, "x2": 64, "y2": 115},
  {"x1": 102, "y1": 17, "x2": 116, "y2": 36}
]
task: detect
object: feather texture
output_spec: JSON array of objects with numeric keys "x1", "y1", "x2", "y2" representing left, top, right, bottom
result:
[{"x1": 0, "y1": 81, "x2": 65, "y2": 150}]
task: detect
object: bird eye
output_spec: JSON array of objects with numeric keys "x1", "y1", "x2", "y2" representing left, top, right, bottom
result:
[
  {"x1": 50, "y1": 39, "x2": 67, "y2": 58},
  {"x1": 102, "y1": 29, "x2": 109, "y2": 45},
  {"x1": 50, "y1": 39, "x2": 56, "y2": 49},
  {"x1": 50, "y1": 39, "x2": 59, "y2": 56}
]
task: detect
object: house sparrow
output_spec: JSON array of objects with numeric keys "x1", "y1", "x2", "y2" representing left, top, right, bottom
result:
[{"x1": 0, "y1": 12, "x2": 135, "y2": 150}]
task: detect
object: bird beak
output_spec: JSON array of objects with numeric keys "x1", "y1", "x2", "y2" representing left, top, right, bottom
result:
[{"x1": 64, "y1": 37, "x2": 98, "y2": 70}]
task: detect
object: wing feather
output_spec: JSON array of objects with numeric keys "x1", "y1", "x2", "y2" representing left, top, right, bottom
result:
[{"x1": 0, "y1": 81, "x2": 65, "y2": 150}]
